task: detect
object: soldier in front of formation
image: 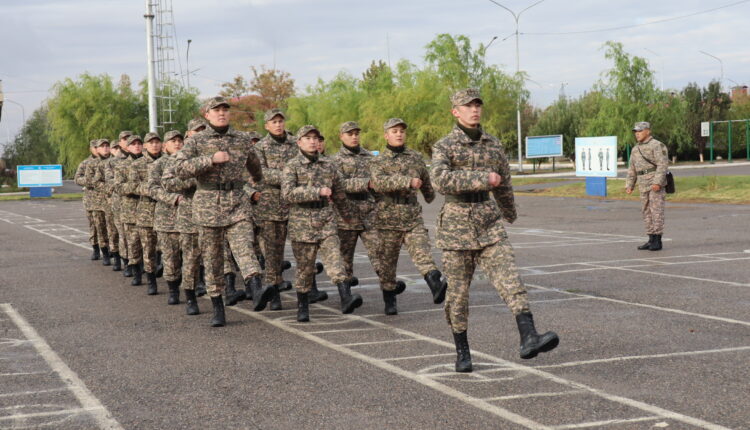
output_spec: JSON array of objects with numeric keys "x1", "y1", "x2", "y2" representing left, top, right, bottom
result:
[
  {"x1": 75, "y1": 140, "x2": 101, "y2": 260},
  {"x1": 431, "y1": 88, "x2": 559, "y2": 373},
  {"x1": 84, "y1": 139, "x2": 112, "y2": 266},
  {"x1": 281, "y1": 125, "x2": 362, "y2": 322},
  {"x1": 369, "y1": 118, "x2": 448, "y2": 316}
]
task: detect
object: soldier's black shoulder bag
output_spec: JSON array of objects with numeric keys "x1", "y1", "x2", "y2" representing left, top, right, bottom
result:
[{"x1": 636, "y1": 146, "x2": 675, "y2": 194}]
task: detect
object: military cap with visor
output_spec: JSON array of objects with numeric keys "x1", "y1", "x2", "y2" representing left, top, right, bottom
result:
[
  {"x1": 94, "y1": 138, "x2": 110, "y2": 148},
  {"x1": 187, "y1": 118, "x2": 207, "y2": 132},
  {"x1": 632, "y1": 121, "x2": 651, "y2": 132},
  {"x1": 144, "y1": 132, "x2": 161, "y2": 143},
  {"x1": 164, "y1": 130, "x2": 183, "y2": 142},
  {"x1": 264, "y1": 108, "x2": 286, "y2": 122},
  {"x1": 118, "y1": 130, "x2": 133, "y2": 140},
  {"x1": 383, "y1": 118, "x2": 408, "y2": 131},
  {"x1": 451, "y1": 88, "x2": 483, "y2": 107},
  {"x1": 295, "y1": 125, "x2": 321, "y2": 140},
  {"x1": 127, "y1": 135, "x2": 143, "y2": 145},
  {"x1": 339, "y1": 121, "x2": 361, "y2": 134},
  {"x1": 203, "y1": 96, "x2": 231, "y2": 111},
  {"x1": 89, "y1": 139, "x2": 97, "y2": 148}
]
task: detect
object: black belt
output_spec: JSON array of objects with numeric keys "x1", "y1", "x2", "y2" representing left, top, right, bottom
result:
[
  {"x1": 383, "y1": 194, "x2": 417, "y2": 205},
  {"x1": 198, "y1": 181, "x2": 245, "y2": 191},
  {"x1": 444, "y1": 192, "x2": 490, "y2": 203},
  {"x1": 346, "y1": 192, "x2": 369, "y2": 201},
  {"x1": 297, "y1": 200, "x2": 328, "y2": 209},
  {"x1": 637, "y1": 168, "x2": 656, "y2": 176}
]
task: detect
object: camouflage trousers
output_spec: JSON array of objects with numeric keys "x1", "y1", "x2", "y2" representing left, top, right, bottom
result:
[
  {"x1": 292, "y1": 234, "x2": 347, "y2": 294},
  {"x1": 138, "y1": 227, "x2": 158, "y2": 273},
  {"x1": 157, "y1": 231, "x2": 181, "y2": 282},
  {"x1": 259, "y1": 220, "x2": 288, "y2": 285},
  {"x1": 442, "y1": 238, "x2": 530, "y2": 334},
  {"x1": 106, "y1": 210, "x2": 118, "y2": 253},
  {"x1": 640, "y1": 188, "x2": 666, "y2": 235},
  {"x1": 86, "y1": 210, "x2": 98, "y2": 246},
  {"x1": 116, "y1": 220, "x2": 128, "y2": 260},
  {"x1": 338, "y1": 228, "x2": 382, "y2": 279},
  {"x1": 91, "y1": 211, "x2": 109, "y2": 249},
  {"x1": 180, "y1": 233, "x2": 199, "y2": 290},
  {"x1": 199, "y1": 220, "x2": 262, "y2": 298},
  {"x1": 376, "y1": 227, "x2": 438, "y2": 291},
  {"x1": 125, "y1": 223, "x2": 142, "y2": 265},
  {"x1": 224, "y1": 239, "x2": 239, "y2": 275}
]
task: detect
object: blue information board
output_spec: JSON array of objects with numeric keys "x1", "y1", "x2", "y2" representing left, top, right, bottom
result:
[
  {"x1": 526, "y1": 135, "x2": 563, "y2": 158},
  {"x1": 17, "y1": 165, "x2": 64, "y2": 187}
]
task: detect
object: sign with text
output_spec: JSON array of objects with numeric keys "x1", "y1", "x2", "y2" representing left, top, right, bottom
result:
[
  {"x1": 701, "y1": 121, "x2": 710, "y2": 137},
  {"x1": 575, "y1": 137, "x2": 617, "y2": 177},
  {"x1": 17, "y1": 165, "x2": 63, "y2": 187},
  {"x1": 526, "y1": 134, "x2": 563, "y2": 158}
]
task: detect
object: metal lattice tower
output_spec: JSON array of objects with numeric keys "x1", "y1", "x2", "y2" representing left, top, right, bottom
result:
[{"x1": 153, "y1": 0, "x2": 178, "y2": 132}]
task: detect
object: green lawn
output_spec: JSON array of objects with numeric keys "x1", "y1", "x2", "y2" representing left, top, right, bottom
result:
[{"x1": 511, "y1": 177, "x2": 579, "y2": 186}]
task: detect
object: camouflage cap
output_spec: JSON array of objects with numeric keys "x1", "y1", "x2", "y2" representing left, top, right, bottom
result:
[
  {"x1": 93, "y1": 138, "x2": 110, "y2": 148},
  {"x1": 187, "y1": 118, "x2": 207, "y2": 132},
  {"x1": 89, "y1": 139, "x2": 98, "y2": 148},
  {"x1": 111, "y1": 139, "x2": 120, "y2": 149},
  {"x1": 295, "y1": 125, "x2": 321, "y2": 140},
  {"x1": 383, "y1": 118, "x2": 408, "y2": 131},
  {"x1": 632, "y1": 121, "x2": 651, "y2": 131},
  {"x1": 118, "y1": 130, "x2": 133, "y2": 140},
  {"x1": 339, "y1": 121, "x2": 361, "y2": 134},
  {"x1": 450, "y1": 88, "x2": 483, "y2": 106},
  {"x1": 203, "y1": 96, "x2": 230, "y2": 111},
  {"x1": 144, "y1": 132, "x2": 161, "y2": 143},
  {"x1": 164, "y1": 130, "x2": 183, "y2": 141},
  {"x1": 127, "y1": 135, "x2": 143, "y2": 146},
  {"x1": 264, "y1": 108, "x2": 286, "y2": 122},
  {"x1": 247, "y1": 131, "x2": 262, "y2": 141}
]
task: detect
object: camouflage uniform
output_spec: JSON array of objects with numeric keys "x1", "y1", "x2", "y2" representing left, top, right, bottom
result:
[
  {"x1": 115, "y1": 139, "x2": 142, "y2": 267},
  {"x1": 106, "y1": 146, "x2": 129, "y2": 260},
  {"x1": 131, "y1": 144, "x2": 162, "y2": 274},
  {"x1": 254, "y1": 110, "x2": 298, "y2": 286},
  {"x1": 331, "y1": 121, "x2": 382, "y2": 279},
  {"x1": 174, "y1": 122, "x2": 264, "y2": 298},
  {"x1": 149, "y1": 152, "x2": 182, "y2": 282},
  {"x1": 74, "y1": 148, "x2": 98, "y2": 247},
  {"x1": 281, "y1": 130, "x2": 355, "y2": 294},
  {"x1": 626, "y1": 134, "x2": 669, "y2": 236},
  {"x1": 103, "y1": 146, "x2": 122, "y2": 256},
  {"x1": 431, "y1": 121, "x2": 529, "y2": 334},
  {"x1": 84, "y1": 142, "x2": 110, "y2": 250},
  {"x1": 370, "y1": 121, "x2": 438, "y2": 292}
]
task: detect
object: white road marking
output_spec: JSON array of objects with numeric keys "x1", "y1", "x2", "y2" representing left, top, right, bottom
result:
[
  {"x1": 0, "y1": 388, "x2": 68, "y2": 398},
  {"x1": 0, "y1": 407, "x2": 104, "y2": 422},
  {"x1": 583, "y1": 263, "x2": 750, "y2": 288},
  {"x1": 382, "y1": 353, "x2": 455, "y2": 362},
  {"x1": 361, "y1": 297, "x2": 590, "y2": 318},
  {"x1": 0, "y1": 304, "x2": 123, "y2": 429},
  {"x1": 308, "y1": 327, "x2": 383, "y2": 334},
  {"x1": 339, "y1": 338, "x2": 422, "y2": 347},
  {"x1": 551, "y1": 416, "x2": 660, "y2": 429},
  {"x1": 483, "y1": 390, "x2": 583, "y2": 401},
  {"x1": 24, "y1": 224, "x2": 90, "y2": 251},
  {"x1": 0, "y1": 371, "x2": 48, "y2": 377}
]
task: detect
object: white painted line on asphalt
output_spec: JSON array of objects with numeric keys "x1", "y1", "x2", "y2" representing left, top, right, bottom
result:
[
  {"x1": 522, "y1": 256, "x2": 750, "y2": 277},
  {"x1": 584, "y1": 263, "x2": 750, "y2": 288},
  {"x1": 382, "y1": 353, "x2": 455, "y2": 362},
  {"x1": 520, "y1": 251, "x2": 748, "y2": 270},
  {"x1": 24, "y1": 224, "x2": 90, "y2": 251},
  {"x1": 551, "y1": 416, "x2": 661, "y2": 429},
  {"x1": 527, "y1": 283, "x2": 750, "y2": 327},
  {"x1": 308, "y1": 327, "x2": 383, "y2": 334},
  {"x1": 484, "y1": 390, "x2": 583, "y2": 401},
  {"x1": 0, "y1": 304, "x2": 123, "y2": 430},
  {"x1": 339, "y1": 338, "x2": 422, "y2": 347},
  {"x1": 0, "y1": 371, "x2": 48, "y2": 377},
  {"x1": 0, "y1": 388, "x2": 69, "y2": 398},
  {"x1": 0, "y1": 407, "x2": 104, "y2": 422},
  {"x1": 361, "y1": 297, "x2": 591, "y2": 318}
]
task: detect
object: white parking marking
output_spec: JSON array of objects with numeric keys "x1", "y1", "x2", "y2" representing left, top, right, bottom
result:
[
  {"x1": 584, "y1": 263, "x2": 750, "y2": 288},
  {"x1": 484, "y1": 391, "x2": 583, "y2": 401},
  {"x1": 0, "y1": 388, "x2": 69, "y2": 398},
  {"x1": 551, "y1": 416, "x2": 660, "y2": 429}
]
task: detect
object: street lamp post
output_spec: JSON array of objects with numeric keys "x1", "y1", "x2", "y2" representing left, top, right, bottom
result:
[
  {"x1": 4, "y1": 99, "x2": 26, "y2": 144},
  {"x1": 186, "y1": 39, "x2": 192, "y2": 89},
  {"x1": 699, "y1": 50, "x2": 724, "y2": 91},
  {"x1": 488, "y1": 0, "x2": 546, "y2": 173}
]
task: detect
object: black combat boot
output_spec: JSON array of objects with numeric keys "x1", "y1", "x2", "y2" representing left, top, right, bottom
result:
[
  {"x1": 394, "y1": 280, "x2": 406, "y2": 295},
  {"x1": 516, "y1": 312, "x2": 559, "y2": 360},
  {"x1": 146, "y1": 272, "x2": 158, "y2": 295},
  {"x1": 424, "y1": 270, "x2": 448, "y2": 304},
  {"x1": 195, "y1": 266, "x2": 207, "y2": 297},
  {"x1": 281, "y1": 260, "x2": 292, "y2": 272},
  {"x1": 184, "y1": 289, "x2": 199, "y2": 315},
  {"x1": 101, "y1": 247, "x2": 111, "y2": 266},
  {"x1": 270, "y1": 286, "x2": 283, "y2": 310},
  {"x1": 210, "y1": 296, "x2": 225, "y2": 327},
  {"x1": 224, "y1": 273, "x2": 245, "y2": 306},
  {"x1": 315, "y1": 261, "x2": 324, "y2": 274},
  {"x1": 350, "y1": 276, "x2": 359, "y2": 287},
  {"x1": 155, "y1": 251, "x2": 164, "y2": 278},
  {"x1": 453, "y1": 331, "x2": 473, "y2": 373},
  {"x1": 130, "y1": 263, "x2": 143, "y2": 286},
  {"x1": 650, "y1": 234, "x2": 663, "y2": 251},
  {"x1": 167, "y1": 279, "x2": 181, "y2": 305},
  {"x1": 112, "y1": 253, "x2": 122, "y2": 271},
  {"x1": 123, "y1": 258, "x2": 132, "y2": 277},
  {"x1": 638, "y1": 234, "x2": 654, "y2": 250},
  {"x1": 309, "y1": 278, "x2": 328, "y2": 303},
  {"x1": 277, "y1": 280, "x2": 293, "y2": 292},
  {"x1": 383, "y1": 289, "x2": 398, "y2": 315},
  {"x1": 297, "y1": 292, "x2": 310, "y2": 322},
  {"x1": 245, "y1": 275, "x2": 276, "y2": 312},
  {"x1": 91, "y1": 245, "x2": 100, "y2": 261},
  {"x1": 337, "y1": 279, "x2": 363, "y2": 314}
]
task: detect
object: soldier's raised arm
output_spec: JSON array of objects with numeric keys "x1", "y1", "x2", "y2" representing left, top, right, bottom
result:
[
  {"x1": 430, "y1": 139, "x2": 492, "y2": 195},
  {"x1": 161, "y1": 163, "x2": 196, "y2": 194},
  {"x1": 281, "y1": 163, "x2": 320, "y2": 203},
  {"x1": 418, "y1": 159, "x2": 435, "y2": 203},
  {"x1": 245, "y1": 149, "x2": 263, "y2": 184},
  {"x1": 490, "y1": 149, "x2": 516, "y2": 224},
  {"x1": 174, "y1": 136, "x2": 213, "y2": 180}
]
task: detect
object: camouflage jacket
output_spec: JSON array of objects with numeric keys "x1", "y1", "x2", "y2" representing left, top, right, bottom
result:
[
  {"x1": 104, "y1": 154, "x2": 127, "y2": 216},
  {"x1": 162, "y1": 157, "x2": 198, "y2": 234},
  {"x1": 131, "y1": 151, "x2": 161, "y2": 228},
  {"x1": 281, "y1": 151, "x2": 355, "y2": 243},
  {"x1": 74, "y1": 156, "x2": 95, "y2": 210},
  {"x1": 430, "y1": 125, "x2": 516, "y2": 251},
  {"x1": 84, "y1": 156, "x2": 110, "y2": 212},
  {"x1": 369, "y1": 147, "x2": 434, "y2": 231},
  {"x1": 253, "y1": 132, "x2": 298, "y2": 222},
  {"x1": 174, "y1": 127, "x2": 263, "y2": 227},
  {"x1": 149, "y1": 154, "x2": 180, "y2": 232},
  {"x1": 626, "y1": 137, "x2": 669, "y2": 193},
  {"x1": 331, "y1": 146, "x2": 377, "y2": 230},
  {"x1": 115, "y1": 155, "x2": 139, "y2": 223}
]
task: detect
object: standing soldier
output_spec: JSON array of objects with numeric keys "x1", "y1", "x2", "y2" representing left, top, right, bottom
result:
[
  {"x1": 118, "y1": 135, "x2": 145, "y2": 285},
  {"x1": 254, "y1": 109, "x2": 298, "y2": 310},
  {"x1": 369, "y1": 118, "x2": 448, "y2": 316},
  {"x1": 626, "y1": 121, "x2": 669, "y2": 251},
  {"x1": 150, "y1": 130, "x2": 184, "y2": 305},
  {"x1": 184, "y1": 119, "x2": 208, "y2": 297},
  {"x1": 281, "y1": 125, "x2": 362, "y2": 322},
  {"x1": 75, "y1": 140, "x2": 100, "y2": 260},
  {"x1": 175, "y1": 96, "x2": 273, "y2": 327},
  {"x1": 431, "y1": 89, "x2": 559, "y2": 372},
  {"x1": 104, "y1": 136, "x2": 127, "y2": 271},
  {"x1": 85, "y1": 139, "x2": 112, "y2": 266}
]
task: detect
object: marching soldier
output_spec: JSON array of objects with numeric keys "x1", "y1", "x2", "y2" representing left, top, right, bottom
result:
[
  {"x1": 626, "y1": 121, "x2": 669, "y2": 251},
  {"x1": 281, "y1": 125, "x2": 362, "y2": 322},
  {"x1": 369, "y1": 118, "x2": 447, "y2": 315},
  {"x1": 119, "y1": 135, "x2": 146, "y2": 286},
  {"x1": 184, "y1": 119, "x2": 208, "y2": 296},
  {"x1": 431, "y1": 88, "x2": 558, "y2": 372},
  {"x1": 84, "y1": 139, "x2": 112, "y2": 266},
  {"x1": 149, "y1": 130, "x2": 184, "y2": 305},
  {"x1": 75, "y1": 141, "x2": 100, "y2": 260},
  {"x1": 104, "y1": 135, "x2": 128, "y2": 271},
  {"x1": 175, "y1": 96, "x2": 274, "y2": 327}
]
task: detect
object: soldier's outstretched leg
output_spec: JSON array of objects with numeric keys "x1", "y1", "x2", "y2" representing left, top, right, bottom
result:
[
  {"x1": 404, "y1": 226, "x2": 446, "y2": 304},
  {"x1": 224, "y1": 220, "x2": 273, "y2": 312},
  {"x1": 296, "y1": 292, "x2": 310, "y2": 322},
  {"x1": 320, "y1": 235, "x2": 361, "y2": 314},
  {"x1": 223, "y1": 242, "x2": 244, "y2": 306},
  {"x1": 180, "y1": 233, "x2": 200, "y2": 315},
  {"x1": 309, "y1": 262, "x2": 328, "y2": 304},
  {"x1": 442, "y1": 249, "x2": 476, "y2": 371},
  {"x1": 159, "y1": 232, "x2": 181, "y2": 305},
  {"x1": 199, "y1": 227, "x2": 230, "y2": 326},
  {"x1": 292, "y1": 241, "x2": 318, "y2": 321},
  {"x1": 376, "y1": 229, "x2": 406, "y2": 314}
]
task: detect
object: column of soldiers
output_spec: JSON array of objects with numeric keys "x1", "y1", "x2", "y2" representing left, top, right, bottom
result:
[{"x1": 75, "y1": 89, "x2": 560, "y2": 372}]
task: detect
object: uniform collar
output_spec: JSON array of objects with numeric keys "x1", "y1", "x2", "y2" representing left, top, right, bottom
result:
[
  {"x1": 206, "y1": 126, "x2": 237, "y2": 138},
  {"x1": 299, "y1": 150, "x2": 325, "y2": 165},
  {"x1": 451, "y1": 124, "x2": 492, "y2": 145},
  {"x1": 264, "y1": 132, "x2": 292, "y2": 145},
  {"x1": 637, "y1": 136, "x2": 654, "y2": 146},
  {"x1": 338, "y1": 146, "x2": 371, "y2": 157}
]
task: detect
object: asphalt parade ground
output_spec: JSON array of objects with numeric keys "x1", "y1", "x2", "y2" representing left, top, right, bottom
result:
[{"x1": 0, "y1": 190, "x2": 749, "y2": 429}]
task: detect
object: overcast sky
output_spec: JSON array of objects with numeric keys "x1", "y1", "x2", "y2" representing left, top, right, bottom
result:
[{"x1": 1, "y1": 0, "x2": 749, "y2": 148}]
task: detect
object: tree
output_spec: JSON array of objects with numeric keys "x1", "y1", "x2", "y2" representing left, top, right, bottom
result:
[
  {"x1": 249, "y1": 66, "x2": 295, "y2": 110},
  {"x1": 220, "y1": 75, "x2": 250, "y2": 99}
]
